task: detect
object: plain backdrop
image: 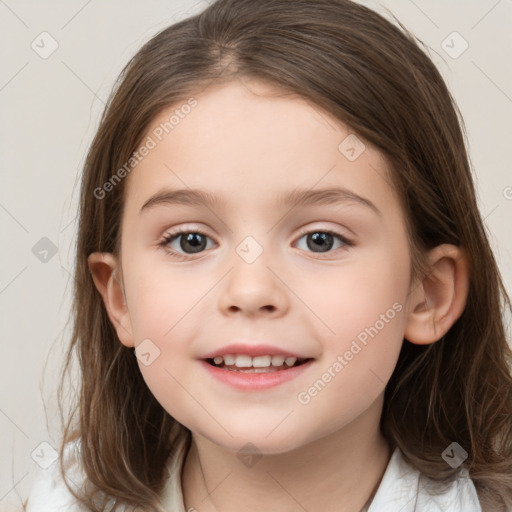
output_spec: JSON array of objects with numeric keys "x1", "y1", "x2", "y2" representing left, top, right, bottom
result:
[{"x1": 1, "y1": 0, "x2": 511, "y2": 510}]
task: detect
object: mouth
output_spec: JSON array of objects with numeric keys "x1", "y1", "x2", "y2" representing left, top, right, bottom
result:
[
  {"x1": 204, "y1": 354, "x2": 313, "y2": 373},
  {"x1": 201, "y1": 354, "x2": 315, "y2": 390}
]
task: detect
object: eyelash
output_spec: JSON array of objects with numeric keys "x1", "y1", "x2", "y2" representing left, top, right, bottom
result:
[{"x1": 158, "y1": 226, "x2": 354, "y2": 260}]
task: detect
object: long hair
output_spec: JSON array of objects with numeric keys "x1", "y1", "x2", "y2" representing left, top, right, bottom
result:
[{"x1": 52, "y1": 0, "x2": 512, "y2": 510}]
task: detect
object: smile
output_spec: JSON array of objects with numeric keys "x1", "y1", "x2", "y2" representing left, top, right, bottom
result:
[
  {"x1": 206, "y1": 354, "x2": 311, "y2": 372},
  {"x1": 201, "y1": 357, "x2": 315, "y2": 390}
]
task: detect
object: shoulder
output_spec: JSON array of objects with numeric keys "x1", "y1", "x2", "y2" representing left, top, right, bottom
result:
[
  {"x1": 368, "y1": 447, "x2": 482, "y2": 512},
  {"x1": 25, "y1": 440, "x2": 92, "y2": 512}
]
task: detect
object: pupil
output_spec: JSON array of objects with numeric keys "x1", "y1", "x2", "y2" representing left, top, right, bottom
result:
[
  {"x1": 179, "y1": 232, "x2": 333, "y2": 254},
  {"x1": 308, "y1": 232, "x2": 333, "y2": 252},
  {"x1": 181, "y1": 233, "x2": 206, "y2": 253}
]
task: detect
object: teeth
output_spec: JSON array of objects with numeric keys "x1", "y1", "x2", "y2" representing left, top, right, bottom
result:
[
  {"x1": 235, "y1": 355, "x2": 252, "y2": 367},
  {"x1": 252, "y1": 355, "x2": 272, "y2": 367},
  {"x1": 210, "y1": 354, "x2": 301, "y2": 368},
  {"x1": 271, "y1": 355, "x2": 285, "y2": 366},
  {"x1": 223, "y1": 354, "x2": 236, "y2": 365}
]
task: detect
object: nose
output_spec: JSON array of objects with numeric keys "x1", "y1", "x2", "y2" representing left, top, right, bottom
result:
[{"x1": 218, "y1": 247, "x2": 289, "y2": 318}]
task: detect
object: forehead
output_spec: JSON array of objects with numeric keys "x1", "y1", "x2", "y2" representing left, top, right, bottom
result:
[{"x1": 122, "y1": 79, "x2": 400, "y2": 219}]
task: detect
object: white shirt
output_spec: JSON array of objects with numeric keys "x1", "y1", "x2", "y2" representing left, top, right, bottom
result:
[{"x1": 26, "y1": 434, "x2": 482, "y2": 511}]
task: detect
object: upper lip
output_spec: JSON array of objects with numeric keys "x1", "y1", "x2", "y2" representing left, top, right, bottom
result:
[{"x1": 200, "y1": 343, "x2": 311, "y2": 360}]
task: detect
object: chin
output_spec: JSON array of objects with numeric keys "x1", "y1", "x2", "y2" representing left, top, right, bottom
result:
[{"x1": 197, "y1": 426, "x2": 312, "y2": 456}]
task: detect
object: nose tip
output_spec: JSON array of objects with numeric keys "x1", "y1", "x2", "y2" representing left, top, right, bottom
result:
[{"x1": 219, "y1": 255, "x2": 288, "y2": 318}]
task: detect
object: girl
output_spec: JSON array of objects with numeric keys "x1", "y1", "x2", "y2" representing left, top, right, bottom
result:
[{"x1": 25, "y1": 0, "x2": 512, "y2": 510}]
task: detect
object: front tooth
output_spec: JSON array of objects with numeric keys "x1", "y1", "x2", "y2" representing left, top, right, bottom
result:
[
  {"x1": 235, "y1": 355, "x2": 252, "y2": 367},
  {"x1": 271, "y1": 355, "x2": 285, "y2": 366},
  {"x1": 284, "y1": 356, "x2": 297, "y2": 367},
  {"x1": 252, "y1": 355, "x2": 272, "y2": 367},
  {"x1": 213, "y1": 356, "x2": 223, "y2": 365},
  {"x1": 223, "y1": 354, "x2": 236, "y2": 365}
]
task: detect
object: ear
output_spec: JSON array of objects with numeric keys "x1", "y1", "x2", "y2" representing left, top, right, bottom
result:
[
  {"x1": 87, "y1": 252, "x2": 135, "y2": 348},
  {"x1": 404, "y1": 244, "x2": 470, "y2": 345}
]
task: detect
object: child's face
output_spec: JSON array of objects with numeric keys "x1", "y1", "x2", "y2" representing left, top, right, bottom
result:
[{"x1": 115, "y1": 79, "x2": 414, "y2": 453}]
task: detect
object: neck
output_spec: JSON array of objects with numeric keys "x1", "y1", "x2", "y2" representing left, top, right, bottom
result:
[{"x1": 181, "y1": 394, "x2": 391, "y2": 512}]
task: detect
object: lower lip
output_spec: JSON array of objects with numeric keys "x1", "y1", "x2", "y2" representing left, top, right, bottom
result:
[{"x1": 200, "y1": 359, "x2": 314, "y2": 390}]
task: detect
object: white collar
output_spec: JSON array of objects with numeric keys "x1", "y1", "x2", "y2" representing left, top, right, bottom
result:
[
  {"x1": 25, "y1": 435, "x2": 481, "y2": 511},
  {"x1": 368, "y1": 447, "x2": 481, "y2": 511},
  {"x1": 161, "y1": 435, "x2": 481, "y2": 512}
]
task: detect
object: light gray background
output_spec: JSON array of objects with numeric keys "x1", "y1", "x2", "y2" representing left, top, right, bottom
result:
[{"x1": 1, "y1": 1, "x2": 511, "y2": 510}]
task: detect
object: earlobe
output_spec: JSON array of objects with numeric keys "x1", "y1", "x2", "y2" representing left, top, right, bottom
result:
[
  {"x1": 87, "y1": 252, "x2": 135, "y2": 348},
  {"x1": 404, "y1": 244, "x2": 470, "y2": 345}
]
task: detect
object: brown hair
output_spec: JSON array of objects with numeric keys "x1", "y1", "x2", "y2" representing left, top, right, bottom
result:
[{"x1": 48, "y1": 0, "x2": 512, "y2": 510}]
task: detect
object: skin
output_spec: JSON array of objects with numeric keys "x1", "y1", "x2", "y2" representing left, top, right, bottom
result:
[{"x1": 89, "y1": 78, "x2": 470, "y2": 511}]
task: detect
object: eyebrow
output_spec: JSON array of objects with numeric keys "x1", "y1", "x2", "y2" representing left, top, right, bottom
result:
[{"x1": 139, "y1": 187, "x2": 382, "y2": 217}]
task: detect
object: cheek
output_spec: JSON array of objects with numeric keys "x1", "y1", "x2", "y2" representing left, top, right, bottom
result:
[
  {"x1": 126, "y1": 264, "x2": 199, "y2": 340},
  {"x1": 301, "y1": 252, "x2": 409, "y2": 345},
  {"x1": 137, "y1": 357, "x2": 200, "y2": 432},
  {"x1": 296, "y1": 313, "x2": 405, "y2": 436},
  {"x1": 123, "y1": 263, "x2": 204, "y2": 409},
  {"x1": 295, "y1": 249, "x2": 408, "y2": 406}
]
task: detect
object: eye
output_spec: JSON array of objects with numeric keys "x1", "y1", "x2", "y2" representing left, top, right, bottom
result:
[
  {"x1": 159, "y1": 229, "x2": 215, "y2": 259},
  {"x1": 294, "y1": 229, "x2": 353, "y2": 255},
  {"x1": 159, "y1": 227, "x2": 354, "y2": 260}
]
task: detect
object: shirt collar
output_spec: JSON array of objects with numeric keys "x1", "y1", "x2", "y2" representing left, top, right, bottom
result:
[{"x1": 160, "y1": 435, "x2": 480, "y2": 512}]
